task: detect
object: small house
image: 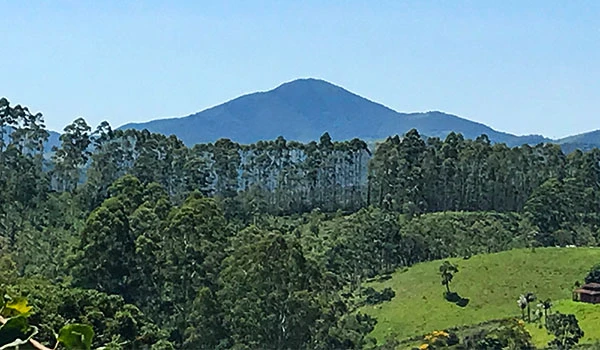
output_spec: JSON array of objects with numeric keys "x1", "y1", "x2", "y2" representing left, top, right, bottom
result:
[{"x1": 573, "y1": 282, "x2": 600, "y2": 304}]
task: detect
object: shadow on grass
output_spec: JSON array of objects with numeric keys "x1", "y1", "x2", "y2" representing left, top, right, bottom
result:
[{"x1": 444, "y1": 291, "x2": 470, "y2": 308}]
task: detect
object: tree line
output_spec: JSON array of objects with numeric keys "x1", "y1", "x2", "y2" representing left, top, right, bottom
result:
[{"x1": 4, "y1": 94, "x2": 599, "y2": 226}]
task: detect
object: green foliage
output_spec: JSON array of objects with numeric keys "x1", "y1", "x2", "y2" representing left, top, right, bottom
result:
[
  {"x1": 51, "y1": 117, "x2": 91, "y2": 192},
  {"x1": 6, "y1": 279, "x2": 170, "y2": 349},
  {"x1": 364, "y1": 287, "x2": 395, "y2": 305},
  {"x1": 461, "y1": 318, "x2": 534, "y2": 350},
  {"x1": 439, "y1": 261, "x2": 459, "y2": 293},
  {"x1": 72, "y1": 196, "x2": 136, "y2": 299},
  {"x1": 585, "y1": 264, "x2": 600, "y2": 284},
  {"x1": 546, "y1": 313, "x2": 584, "y2": 349},
  {"x1": 182, "y1": 288, "x2": 228, "y2": 350},
  {"x1": 58, "y1": 324, "x2": 94, "y2": 350},
  {"x1": 0, "y1": 257, "x2": 17, "y2": 287},
  {"x1": 0, "y1": 291, "x2": 95, "y2": 350},
  {"x1": 218, "y1": 228, "x2": 324, "y2": 349}
]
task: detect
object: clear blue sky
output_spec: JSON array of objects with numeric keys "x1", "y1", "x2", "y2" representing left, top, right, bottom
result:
[{"x1": 1, "y1": 0, "x2": 599, "y2": 138}]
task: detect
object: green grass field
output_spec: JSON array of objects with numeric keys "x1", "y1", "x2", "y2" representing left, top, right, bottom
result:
[{"x1": 361, "y1": 247, "x2": 600, "y2": 345}]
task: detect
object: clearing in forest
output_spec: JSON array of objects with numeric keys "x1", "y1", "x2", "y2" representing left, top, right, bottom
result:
[{"x1": 361, "y1": 247, "x2": 600, "y2": 345}]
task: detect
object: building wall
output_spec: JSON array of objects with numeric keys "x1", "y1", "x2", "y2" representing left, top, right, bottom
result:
[{"x1": 580, "y1": 294, "x2": 600, "y2": 304}]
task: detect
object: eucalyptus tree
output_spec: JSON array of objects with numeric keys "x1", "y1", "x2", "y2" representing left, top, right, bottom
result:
[
  {"x1": 212, "y1": 138, "x2": 241, "y2": 198},
  {"x1": 0, "y1": 99, "x2": 51, "y2": 248},
  {"x1": 218, "y1": 227, "x2": 324, "y2": 350},
  {"x1": 161, "y1": 192, "x2": 230, "y2": 344},
  {"x1": 0, "y1": 97, "x2": 17, "y2": 154},
  {"x1": 51, "y1": 117, "x2": 92, "y2": 192},
  {"x1": 72, "y1": 195, "x2": 136, "y2": 300},
  {"x1": 184, "y1": 143, "x2": 214, "y2": 197},
  {"x1": 347, "y1": 138, "x2": 370, "y2": 209},
  {"x1": 368, "y1": 135, "x2": 401, "y2": 208}
]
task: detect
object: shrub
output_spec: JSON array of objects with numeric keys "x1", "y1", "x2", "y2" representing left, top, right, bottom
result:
[{"x1": 364, "y1": 287, "x2": 396, "y2": 305}]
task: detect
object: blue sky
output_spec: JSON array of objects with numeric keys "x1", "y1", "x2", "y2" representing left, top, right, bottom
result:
[{"x1": 1, "y1": 1, "x2": 599, "y2": 138}]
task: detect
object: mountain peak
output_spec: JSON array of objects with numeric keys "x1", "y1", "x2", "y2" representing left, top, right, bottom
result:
[
  {"x1": 118, "y1": 80, "x2": 553, "y2": 147},
  {"x1": 275, "y1": 77, "x2": 339, "y2": 89},
  {"x1": 272, "y1": 78, "x2": 350, "y2": 96}
]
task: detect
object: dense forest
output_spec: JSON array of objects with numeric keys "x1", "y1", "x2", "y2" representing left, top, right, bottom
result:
[{"x1": 2, "y1": 97, "x2": 600, "y2": 349}]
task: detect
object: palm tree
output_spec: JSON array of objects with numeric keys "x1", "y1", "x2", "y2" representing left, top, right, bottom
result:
[
  {"x1": 517, "y1": 294, "x2": 528, "y2": 320},
  {"x1": 539, "y1": 298, "x2": 552, "y2": 323},
  {"x1": 525, "y1": 292, "x2": 536, "y2": 322}
]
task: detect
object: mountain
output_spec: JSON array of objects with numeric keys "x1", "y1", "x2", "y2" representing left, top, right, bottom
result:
[
  {"x1": 47, "y1": 130, "x2": 61, "y2": 150},
  {"x1": 400, "y1": 111, "x2": 551, "y2": 146},
  {"x1": 119, "y1": 78, "x2": 553, "y2": 147},
  {"x1": 558, "y1": 129, "x2": 600, "y2": 145},
  {"x1": 2, "y1": 127, "x2": 61, "y2": 152}
]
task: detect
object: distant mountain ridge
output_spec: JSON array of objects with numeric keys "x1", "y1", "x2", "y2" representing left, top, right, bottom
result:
[
  {"x1": 116, "y1": 78, "x2": 594, "y2": 149},
  {"x1": 556, "y1": 129, "x2": 600, "y2": 147}
]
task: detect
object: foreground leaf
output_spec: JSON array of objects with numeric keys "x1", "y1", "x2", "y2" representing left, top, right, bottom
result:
[
  {"x1": 57, "y1": 324, "x2": 94, "y2": 350},
  {"x1": 3, "y1": 298, "x2": 32, "y2": 317},
  {"x1": 0, "y1": 315, "x2": 37, "y2": 349}
]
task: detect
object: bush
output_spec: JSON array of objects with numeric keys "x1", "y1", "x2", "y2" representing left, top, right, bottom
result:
[
  {"x1": 585, "y1": 263, "x2": 600, "y2": 284},
  {"x1": 461, "y1": 318, "x2": 534, "y2": 350},
  {"x1": 364, "y1": 287, "x2": 396, "y2": 305}
]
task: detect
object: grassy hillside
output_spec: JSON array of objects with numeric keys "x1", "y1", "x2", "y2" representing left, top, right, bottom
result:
[{"x1": 361, "y1": 247, "x2": 600, "y2": 345}]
